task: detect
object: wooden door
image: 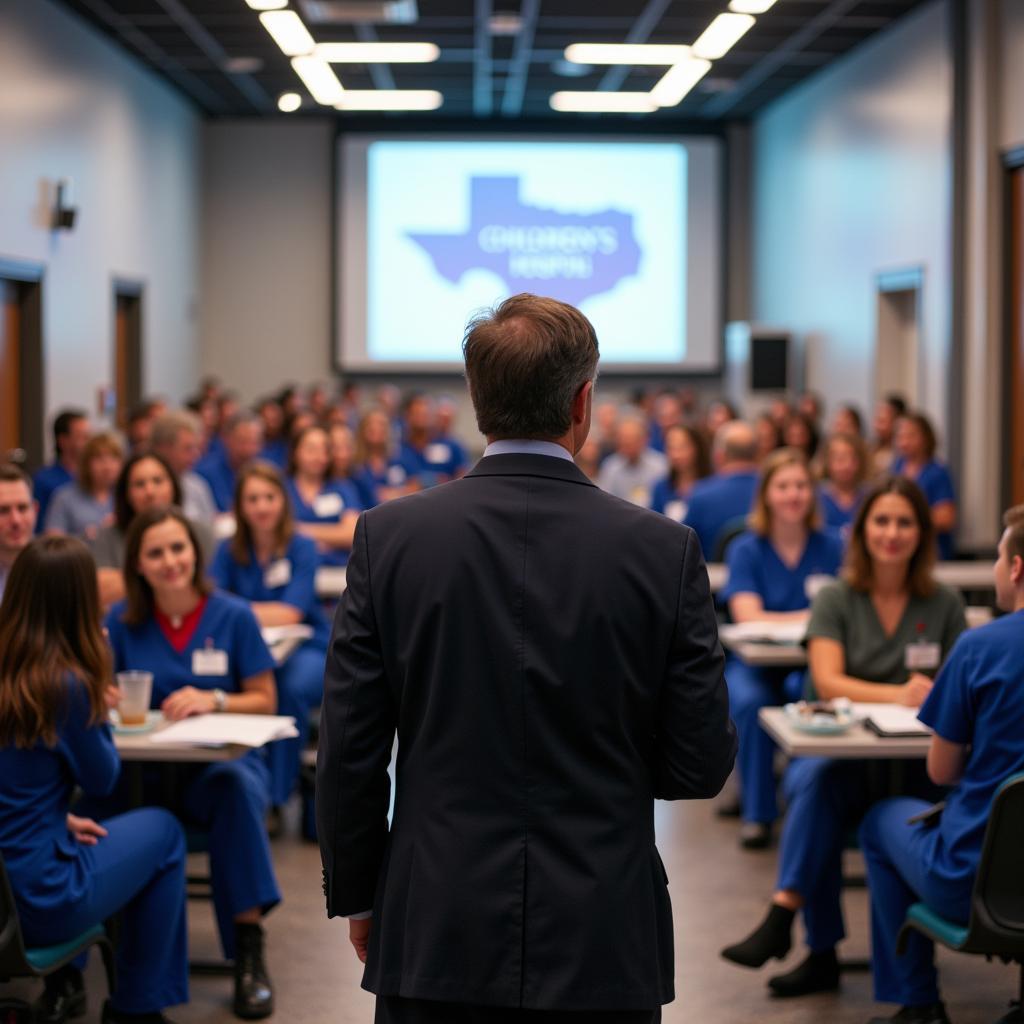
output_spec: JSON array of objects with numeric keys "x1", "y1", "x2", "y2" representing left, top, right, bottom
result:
[
  {"x1": 1011, "y1": 169, "x2": 1024, "y2": 507},
  {"x1": 1, "y1": 280, "x2": 21, "y2": 458},
  {"x1": 114, "y1": 289, "x2": 142, "y2": 430}
]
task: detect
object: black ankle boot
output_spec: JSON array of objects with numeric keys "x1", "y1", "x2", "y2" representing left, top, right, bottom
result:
[
  {"x1": 34, "y1": 965, "x2": 86, "y2": 1024},
  {"x1": 768, "y1": 948, "x2": 840, "y2": 997},
  {"x1": 101, "y1": 1001, "x2": 175, "y2": 1024},
  {"x1": 721, "y1": 903, "x2": 795, "y2": 968},
  {"x1": 234, "y1": 922, "x2": 274, "y2": 1019}
]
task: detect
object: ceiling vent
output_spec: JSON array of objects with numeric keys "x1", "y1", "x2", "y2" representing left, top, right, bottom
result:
[{"x1": 298, "y1": 0, "x2": 419, "y2": 24}]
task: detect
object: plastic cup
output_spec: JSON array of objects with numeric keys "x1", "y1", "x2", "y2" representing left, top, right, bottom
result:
[{"x1": 116, "y1": 671, "x2": 153, "y2": 726}]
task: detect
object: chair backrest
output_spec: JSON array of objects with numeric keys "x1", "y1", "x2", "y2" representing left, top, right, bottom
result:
[
  {"x1": 0, "y1": 852, "x2": 32, "y2": 980},
  {"x1": 712, "y1": 516, "x2": 749, "y2": 564},
  {"x1": 974, "y1": 772, "x2": 1024, "y2": 937}
]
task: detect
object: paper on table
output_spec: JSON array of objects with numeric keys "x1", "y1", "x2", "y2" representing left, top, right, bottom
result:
[
  {"x1": 149, "y1": 713, "x2": 298, "y2": 748},
  {"x1": 857, "y1": 704, "x2": 932, "y2": 738},
  {"x1": 261, "y1": 624, "x2": 314, "y2": 645},
  {"x1": 719, "y1": 620, "x2": 807, "y2": 645}
]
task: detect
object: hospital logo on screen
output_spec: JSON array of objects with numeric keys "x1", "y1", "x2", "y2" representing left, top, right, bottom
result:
[{"x1": 408, "y1": 176, "x2": 641, "y2": 305}]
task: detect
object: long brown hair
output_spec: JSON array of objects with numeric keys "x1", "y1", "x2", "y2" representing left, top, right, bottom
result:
[
  {"x1": 231, "y1": 462, "x2": 294, "y2": 566},
  {"x1": 0, "y1": 536, "x2": 111, "y2": 748},
  {"x1": 122, "y1": 506, "x2": 210, "y2": 626},
  {"x1": 748, "y1": 447, "x2": 821, "y2": 536},
  {"x1": 77, "y1": 432, "x2": 123, "y2": 494},
  {"x1": 843, "y1": 475, "x2": 936, "y2": 596}
]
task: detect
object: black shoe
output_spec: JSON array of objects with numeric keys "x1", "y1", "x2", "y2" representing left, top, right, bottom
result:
[
  {"x1": 234, "y1": 922, "x2": 274, "y2": 1019},
  {"x1": 265, "y1": 806, "x2": 284, "y2": 839},
  {"x1": 739, "y1": 822, "x2": 773, "y2": 849},
  {"x1": 867, "y1": 1003, "x2": 951, "y2": 1024},
  {"x1": 716, "y1": 794, "x2": 742, "y2": 818},
  {"x1": 33, "y1": 965, "x2": 86, "y2": 1024},
  {"x1": 721, "y1": 903, "x2": 795, "y2": 968},
  {"x1": 768, "y1": 949, "x2": 840, "y2": 997},
  {"x1": 101, "y1": 1001, "x2": 175, "y2": 1024}
]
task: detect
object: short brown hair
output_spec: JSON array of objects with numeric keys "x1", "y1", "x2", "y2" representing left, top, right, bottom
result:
[
  {"x1": 822, "y1": 432, "x2": 869, "y2": 488},
  {"x1": 748, "y1": 447, "x2": 820, "y2": 536},
  {"x1": 462, "y1": 293, "x2": 599, "y2": 439},
  {"x1": 232, "y1": 462, "x2": 294, "y2": 565},
  {"x1": 1003, "y1": 504, "x2": 1024, "y2": 565},
  {"x1": 78, "y1": 432, "x2": 124, "y2": 493},
  {"x1": 843, "y1": 475, "x2": 936, "y2": 596},
  {"x1": 899, "y1": 412, "x2": 938, "y2": 460},
  {"x1": 0, "y1": 463, "x2": 32, "y2": 492},
  {"x1": 122, "y1": 506, "x2": 210, "y2": 625}
]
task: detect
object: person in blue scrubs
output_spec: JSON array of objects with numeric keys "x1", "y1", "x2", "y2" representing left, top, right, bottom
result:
[
  {"x1": 33, "y1": 409, "x2": 91, "y2": 533},
  {"x1": 44, "y1": 433, "x2": 123, "y2": 542},
  {"x1": 722, "y1": 476, "x2": 966, "y2": 1000},
  {"x1": 211, "y1": 462, "x2": 329, "y2": 824},
  {"x1": 649, "y1": 424, "x2": 710, "y2": 523},
  {"x1": 721, "y1": 448, "x2": 844, "y2": 849},
  {"x1": 256, "y1": 397, "x2": 288, "y2": 469},
  {"x1": 353, "y1": 408, "x2": 420, "y2": 503},
  {"x1": 859, "y1": 505, "x2": 1024, "y2": 1024},
  {"x1": 819, "y1": 432, "x2": 868, "y2": 541},
  {"x1": 892, "y1": 412, "x2": 957, "y2": 560},
  {"x1": 0, "y1": 535, "x2": 187, "y2": 1024},
  {"x1": 328, "y1": 422, "x2": 378, "y2": 509},
  {"x1": 684, "y1": 420, "x2": 760, "y2": 559},
  {"x1": 398, "y1": 393, "x2": 467, "y2": 486},
  {"x1": 103, "y1": 507, "x2": 280, "y2": 1019},
  {"x1": 285, "y1": 426, "x2": 360, "y2": 567},
  {"x1": 195, "y1": 411, "x2": 264, "y2": 513}
]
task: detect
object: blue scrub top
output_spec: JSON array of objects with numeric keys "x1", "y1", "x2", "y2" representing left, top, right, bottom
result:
[
  {"x1": 358, "y1": 454, "x2": 419, "y2": 492},
  {"x1": 721, "y1": 529, "x2": 844, "y2": 611},
  {"x1": 917, "y1": 609, "x2": 1024, "y2": 885},
  {"x1": 284, "y1": 476, "x2": 362, "y2": 567},
  {"x1": 342, "y1": 471, "x2": 378, "y2": 511},
  {"x1": 649, "y1": 476, "x2": 693, "y2": 523},
  {"x1": 194, "y1": 449, "x2": 237, "y2": 513},
  {"x1": 105, "y1": 591, "x2": 275, "y2": 706},
  {"x1": 892, "y1": 456, "x2": 956, "y2": 559},
  {"x1": 683, "y1": 470, "x2": 759, "y2": 559},
  {"x1": 260, "y1": 439, "x2": 288, "y2": 469},
  {"x1": 32, "y1": 462, "x2": 73, "y2": 534},
  {"x1": 819, "y1": 485, "x2": 863, "y2": 535},
  {"x1": 0, "y1": 676, "x2": 120, "y2": 915},
  {"x1": 210, "y1": 534, "x2": 329, "y2": 649},
  {"x1": 399, "y1": 436, "x2": 468, "y2": 480}
]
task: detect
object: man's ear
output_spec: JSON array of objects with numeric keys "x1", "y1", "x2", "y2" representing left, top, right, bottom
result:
[
  {"x1": 1012, "y1": 554, "x2": 1024, "y2": 587},
  {"x1": 573, "y1": 380, "x2": 593, "y2": 425}
]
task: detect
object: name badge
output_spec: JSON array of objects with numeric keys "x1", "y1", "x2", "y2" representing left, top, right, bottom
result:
[
  {"x1": 192, "y1": 647, "x2": 229, "y2": 676},
  {"x1": 313, "y1": 492, "x2": 343, "y2": 518},
  {"x1": 386, "y1": 465, "x2": 407, "y2": 486},
  {"x1": 264, "y1": 558, "x2": 292, "y2": 589},
  {"x1": 905, "y1": 641, "x2": 941, "y2": 671},
  {"x1": 664, "y1": 499, "x2": 688, "y2": 523},
  {"x1": 425, "y1": 443, "x2": 451, "y2": 465}
]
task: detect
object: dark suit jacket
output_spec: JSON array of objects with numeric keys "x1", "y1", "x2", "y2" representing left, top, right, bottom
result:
[{"x1": 317, "y1": 453, "x2": 737, "y2": 1011}]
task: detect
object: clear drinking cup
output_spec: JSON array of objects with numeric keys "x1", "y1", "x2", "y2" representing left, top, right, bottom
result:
[{"x1": 116, "y1": 671, "x2": 153, "y2": 726}]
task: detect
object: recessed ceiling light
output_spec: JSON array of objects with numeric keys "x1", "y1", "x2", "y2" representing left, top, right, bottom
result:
[
  {"x1": 291, "y1": 55, "x2": 346, "y2": 104},
  {"x1": 259, "y1": 11, "x2": 316, "y2": 57},
  {"x1": 278, "y1": 92, "x2": 302, "y2": 112},
  {"x1": 728, "y1": 0, "x2": 777, "y2": 13},
  {"x1": 299, "y1": 0, "x2": 419, "y2": 24},
  {"x1": 549, "y1": 91, "x2": 658, "y2": 114},
  {"x1": 245, "y1": 0, "x2": 287, "y2": 9},
  {"x1": 314, "y1": 42, "x2": 439, "y2": 62},
  {"x1": 223, "y1": 56, "x2": 264, "y2": 74},
  {"x1": 334, "y1": 90, "x2": 443, "y2": 110},
  {"x1": 489, "y1": 12, "x2": 523, "y2": 35},
  {"x1": 649, "y1": 56, "x2": 712, "y2": 106},
  {"x1": 692, "y1": 13, "x2": 756, "y2": 60},
  {"x1": 564, "y1": 43, "x2": 693, "y2": 65}
]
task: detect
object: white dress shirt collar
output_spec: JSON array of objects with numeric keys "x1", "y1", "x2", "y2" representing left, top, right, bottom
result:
[{"x1": 483, "y1": 439, "x2": 574, "y2": 463}]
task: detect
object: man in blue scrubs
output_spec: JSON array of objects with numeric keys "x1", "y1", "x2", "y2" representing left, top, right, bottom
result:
[
  {"x1": 196, "y1": 411, "x2": 264, "y2": 512},
  {"x1": 684, "y1": 421, "x2": 760, "y2": 559},
  {"x1": 32, "y1": 409, "x2": 90, "y2": 531},
  {"x1": 859, "y1": 504, "x2": 1024, "y2": 1024}
]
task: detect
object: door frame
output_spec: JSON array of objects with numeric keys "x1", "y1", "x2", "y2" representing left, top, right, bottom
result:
[
  {"x1": 1001, "y1": 146, "x2": 1024, "y2": 511},
  {"x1": 112, "y1": 277, "x2": 145, "y2": 430},
  {"x1": 0, "y1": 258, "x2": 45, "y2": 468},
  {"x1": 873, "y1": 266, "x2": 925, "y2": 408}
]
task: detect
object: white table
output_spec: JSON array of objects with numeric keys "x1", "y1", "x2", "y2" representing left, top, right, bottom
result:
[
  {"x1": 315, "y1": 565, "x2": 347, "y2": 599},
  {"x1": 718, "y1": 622, "x2": 808, "y2": 667},
  {"x1": 758, "y1": 706, "x2": 931, "y2": 759},
  {"x1": 114, "y1": 722, "x2": 247, "y2": 763}
]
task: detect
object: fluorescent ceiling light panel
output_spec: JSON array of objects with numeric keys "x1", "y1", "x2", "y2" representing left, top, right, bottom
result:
[
  {"x1": 278, "y1": 92, "x2": 302, "y2": 112},
  {"x1": 259, "y1": 11, "x2": 316, "y2": 57},
  {"x1": 564, "y1": 43, "x2": 693, "y2": 65},
  {"x1": 728, "y1": 0, "x2": 777, "y2": 12},
  {"x1": 334, "y1": 90, "x2": 443, "y2": 110},
  {"x1": 245, "y1": 0, "x2": 287, "y2": 10},
  {"x1": 291, "y1": 56, "x2": 346, "y2": 104},
  {"x1": 692, "y1": 13, "x2": 755, "y2": 59},
  {"x1": 649, "y1": 56, "x2": 712, "y2": 106},
  {"x1": 314, "y1": 42, "x2": 439, "y2": 62},
  {"x1": 549, "y1": 91, "x2": 658, "y2": 113}
]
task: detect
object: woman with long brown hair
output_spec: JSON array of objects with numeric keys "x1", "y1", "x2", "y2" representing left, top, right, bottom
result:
[{"x1": 0, "y1": 536, "x2": 187, "y2": 1024}]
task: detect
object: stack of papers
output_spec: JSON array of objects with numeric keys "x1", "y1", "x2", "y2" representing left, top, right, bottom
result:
[
  {"x1": 857, "y1": 704, "x2": 932, "y2": 738},
  {"x1": 719, "y1": 621, "x2": 807, "y2": 645},
  {"x1": 261, "y1": 624, "x2": 314, "y2": 645},
  {"x1": 149, "y1": 713, "x2": 298, "y2": 748}
]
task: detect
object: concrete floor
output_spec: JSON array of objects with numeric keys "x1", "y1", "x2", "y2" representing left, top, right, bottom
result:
[{"x1": 4, "y1": 797, "x2": 1017, "y2": 1023}]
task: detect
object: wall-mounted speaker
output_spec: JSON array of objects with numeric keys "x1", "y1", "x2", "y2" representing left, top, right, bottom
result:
[{"x1": 52, "y1": 179, "x2": 77, "y2": 231}]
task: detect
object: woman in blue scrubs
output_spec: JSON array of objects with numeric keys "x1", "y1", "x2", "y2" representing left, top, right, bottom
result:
[
  {"x1": 818, "y1": 432, "x2": 868, "y2": 541},
  {"x1": 353, "y1": 408, "x2": 420, "y2": 503},
  {"x1": 0, "y1": 536, "x2": 187, "y2": 1024},
  {"x1": 860, "y1": 505, "x2": 1024, "y2": 1024},
  {"x1": 722, "y1": 477, "x2": 966, "y2": 1000},
  {"x1": 212, "y1": 462, "x2": 329, "y2": 825},
  {"x1": 104, "y1": 507, "x2": 280, "y2": 1019},
  {"x1": 722, "y1": 448, "x2": 844, "y2": 849},
  {"x1": 649, "y1": 424, "x2": 710, "y2": 523},
  {"x1": 329, "y1": 422, "x2": 378, "y2": 510},
  {"x1": 892, "y1": 412, "x2": 957, "y2": 559},
  {"x1": 285, "y1": 426, "x2": 361, "y2": 567}
]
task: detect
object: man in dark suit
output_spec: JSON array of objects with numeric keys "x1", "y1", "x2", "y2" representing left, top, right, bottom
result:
[{"x1": 317, "y1": 293, "x2": 737, "y2": 1023}]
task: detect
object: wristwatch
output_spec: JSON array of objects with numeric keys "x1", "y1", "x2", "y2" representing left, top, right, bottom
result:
[{"x1": 212, "y1": 688, "x2": 226, "y2": 713}]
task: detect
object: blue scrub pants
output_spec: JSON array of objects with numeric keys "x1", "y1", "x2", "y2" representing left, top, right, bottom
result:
[
  {"x1": 726, "y1": 658, "x2": 804, "y2": 823},
  {"x1": 859, "y1": 799, "x2": 972, "y2": 1007},
  {"x1": 776, "y1": 759, "x2": 940, "y2": 953},
  {"x1": 20, "y1": 809, "x2": 188, "y2": 1015},
  {"x1": 267, "y1": 642, "x2": 325, "y2": 806}
]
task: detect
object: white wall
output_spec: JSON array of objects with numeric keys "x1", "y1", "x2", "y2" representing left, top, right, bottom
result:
[
  {"x1": 752, "y1": 0, "x2": 952, "y2": 439},
  {"x1": 1000, "y1": 0, "x2": 1024, "y2": 151},
  {"x1": 199, "y1": 120, "x2": 335, "y2": 402},
  {"x1": 0, "y1": 0, "x2": 201, "y2": 455}
]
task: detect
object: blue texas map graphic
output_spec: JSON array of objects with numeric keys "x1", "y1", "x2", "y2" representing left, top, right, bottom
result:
[{"x1": 407, "y1": 176, "x2": 641, "y2": 306}]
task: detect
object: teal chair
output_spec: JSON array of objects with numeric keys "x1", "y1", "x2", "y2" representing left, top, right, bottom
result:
[
  {"x1": 897, "y1": 772, "x2": 1024, "y2": 1023},
  {"x1": 0, "y1": 852, "x2": 115, "y2": 999}
]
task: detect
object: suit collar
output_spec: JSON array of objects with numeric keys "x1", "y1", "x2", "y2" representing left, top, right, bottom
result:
[{"x1": 466, "y1": 453, "x2": 596, "y2": 487}]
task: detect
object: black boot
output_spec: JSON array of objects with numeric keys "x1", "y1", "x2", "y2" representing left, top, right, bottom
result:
[
  {"x1": 721, "y1": 903, "x2": 795, "y2": 968},
  {"x1": 101, "y1": 1001, "x2": 176, "y2": 1024},
  {"x1": 768, "y1": 948, "x2": 840, "y2": 997},
  {"x1": 33, "y1": 964, "x2": 86, "y2": 1024},
  {"x1": 234, "y1": 922, "x2": 274, "y2": 1019},
  {"x1": 867, "y1": 1003, "x2": 951, "y2": 1024}
]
